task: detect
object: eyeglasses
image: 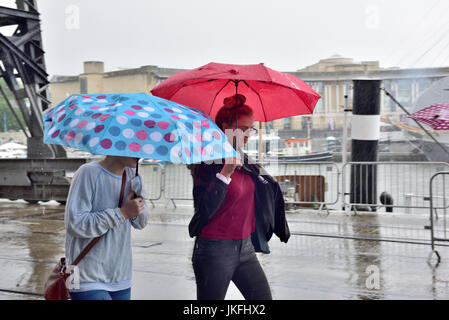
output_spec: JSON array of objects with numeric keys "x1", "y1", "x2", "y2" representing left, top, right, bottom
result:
[{"x1": 236, "y1": 126, "x2": 258, "y2": 136}]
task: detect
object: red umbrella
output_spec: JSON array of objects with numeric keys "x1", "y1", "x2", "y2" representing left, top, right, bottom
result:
[
  {"x1": 151, "y1": 62, "x2": 320, "y2": 122},
  {"x1": 409, "y1": 103, "x2": 449, "y2": 130}
]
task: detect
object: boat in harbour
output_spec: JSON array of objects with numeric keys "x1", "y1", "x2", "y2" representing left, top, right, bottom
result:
[{"x1": 244, "y1": 132, "x2": 332, "y2": 162}]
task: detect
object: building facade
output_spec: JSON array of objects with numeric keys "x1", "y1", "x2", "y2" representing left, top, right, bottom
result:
[{"x1": 50, "y1": 57, "x2": 449, "y2": 132}]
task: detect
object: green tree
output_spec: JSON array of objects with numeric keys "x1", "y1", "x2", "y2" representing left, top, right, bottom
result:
[{"x1": 0, "y1": 79, "x2": 27, "y2": 132}]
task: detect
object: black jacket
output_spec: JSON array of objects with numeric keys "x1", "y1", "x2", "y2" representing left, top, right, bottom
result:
[{"x1": 188, "y1": 153, "x2": 290, "y2": 253}]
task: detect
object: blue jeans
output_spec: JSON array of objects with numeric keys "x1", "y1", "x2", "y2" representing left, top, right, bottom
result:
[
  {"x1": 192, "y1": 237, "x2": 272, "y2": 300},
  {"x1": 70, "y1": 288, "x2": 131, "y2": 300}
]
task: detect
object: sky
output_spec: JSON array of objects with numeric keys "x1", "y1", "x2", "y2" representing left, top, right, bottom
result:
[{"x1": 3, "y1": 0, "x2": 449, "y2": 76}]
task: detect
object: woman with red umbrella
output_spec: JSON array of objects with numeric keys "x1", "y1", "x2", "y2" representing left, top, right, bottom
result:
[{"x1": 188, "y1": 94, "x2": 290, "y2": 300}]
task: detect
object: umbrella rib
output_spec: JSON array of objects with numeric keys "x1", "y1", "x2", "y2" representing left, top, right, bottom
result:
[
  {"x1": 242, "y1": 80, "x2": 267, "y2": 122},
  {"x1": 294, "y1": 90, "x2": 315, "y2": 114},
  {"x1": 209, "y1": 79, "x2": 232, "y2": 115}
]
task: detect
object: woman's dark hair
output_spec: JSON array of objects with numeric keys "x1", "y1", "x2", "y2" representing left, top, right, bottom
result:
[
  {"x1": 214, "y1": 94, "x2": 254, "y2": 130},
  {"x1": 188, "y1": 94, "x2": 254, "y2": 176}
]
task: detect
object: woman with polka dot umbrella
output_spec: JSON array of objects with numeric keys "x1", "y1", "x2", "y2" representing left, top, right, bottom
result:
[{"x1": 42, "y1": 93, "x2": 239, "y2": 164}]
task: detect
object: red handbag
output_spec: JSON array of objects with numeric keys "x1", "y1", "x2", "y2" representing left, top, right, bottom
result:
[{"x1": 44, "y1": 170, "x2": 127, "y2": 300}]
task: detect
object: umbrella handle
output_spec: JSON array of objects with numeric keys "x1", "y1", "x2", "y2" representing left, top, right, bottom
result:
[{"x1": 133, "y1": 159, "x2": 141, "y2": 199}]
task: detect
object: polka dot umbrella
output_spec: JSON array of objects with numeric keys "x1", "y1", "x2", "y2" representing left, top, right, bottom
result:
[
  {"x1": 409, "y1": 103, "x2": 449, "y2": 131},
  {"x1": 42, "y1": 93, "x2": 239, "y2": 164}
]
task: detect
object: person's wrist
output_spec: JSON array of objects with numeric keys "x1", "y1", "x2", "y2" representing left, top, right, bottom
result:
[
  {"x1": 219, "y1": 169, "x2": 231, "y2": 179},
  {"x1": 120, "y1": 207, "x2": 129, "y2": 220}
]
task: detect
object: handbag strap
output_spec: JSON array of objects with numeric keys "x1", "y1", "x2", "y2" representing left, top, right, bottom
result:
[{"x1": 71, "y1": 169, "x2": 127, "y2": 266}]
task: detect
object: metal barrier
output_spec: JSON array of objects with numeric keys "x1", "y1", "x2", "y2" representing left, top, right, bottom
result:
[
  {"x1": 139, "y1": 161, "x2": 448, "y2": 216},
  {"x1": 264, "y1": 162, "x2": 341, "y2": 214},
  {"x1": 342, "y1": 162, "x2": 449, "y2": 213},
  {"x1": 139, "y1": 163, "x2": 163, "y2": 207},
  {"x1": 162, "y1": 163, "x2": 193, "y2": 208},
  {"x1": 429, "y1": 171, "x2": 449, "y2": 264}
]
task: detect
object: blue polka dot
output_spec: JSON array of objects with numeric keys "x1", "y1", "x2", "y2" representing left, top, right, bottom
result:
[
  {"x1": 115, "y1": 141, "x2": 127, "y2": 150},
  {"x1": 82, "y1": 135, "x2": 91, "y2": 144},
  {"x1": 157, "y1": 101, "x2": 167, "y2": 106},
  {"x1": 59, "y1": 129, "x2": 68, "y2": 139},
  {"x1": 83, "y1": 111, "x2": 94, "y2": 117},
  {"x1": 156, "y1": 146, "x2": 168, "y2": 156},
  {"x1": 63, "y1": 117, "x2": 72, "y2": 126},
  {"x1": 151, "y1": 114, "x2": 162, "y2": 119},
  {"x1": 184, "y1": 122, "x2": 193, "y2": 130},
  {"x1": 187, "y1": 114, "x2": 197, "y2": 119},
  {"x1": 138, "y1": 100, "x2": 149, "y2": 105},
  {"x1": 131, "y1": 119, "x2": 142, "y2": 127},
  {"x1": 108, "y1": 126, "x2": 121, "y2": 137}
]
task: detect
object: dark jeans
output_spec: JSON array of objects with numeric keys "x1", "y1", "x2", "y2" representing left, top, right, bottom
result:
[
  {"x1": 70, "y1": 288, "x2": 131, "y2": 300},
  {"x1": 192, "y1": 236, "x2": 272, "y2": 300}
]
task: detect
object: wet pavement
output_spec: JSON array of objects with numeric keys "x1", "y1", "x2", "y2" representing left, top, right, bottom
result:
[{"x1": 1, "y1": 198, "x2": 449, "y2": 300}]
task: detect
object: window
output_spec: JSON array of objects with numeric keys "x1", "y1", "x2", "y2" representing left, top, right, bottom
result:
[{"x1": 283, "y1": 117, "x2": 291, "y2": 130}]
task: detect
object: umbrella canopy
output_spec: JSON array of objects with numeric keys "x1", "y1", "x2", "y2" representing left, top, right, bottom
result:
[
  {"x1": 413, "y1": 76, "x2": 449, "y2": 112},
  {"x1": 43, "y1": 93, "x2": 238, "y2": 164},
  {"x1": 151, "y1": 62, "x2": 321, "y2": 122},
  {"x1": 409, "y1": 103, "x2": 449, "y2": 130}
]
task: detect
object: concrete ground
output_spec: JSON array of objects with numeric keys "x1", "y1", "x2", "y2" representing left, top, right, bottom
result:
[{"x1": 1, "y1": 198, "x2": 449, "y2": 300}]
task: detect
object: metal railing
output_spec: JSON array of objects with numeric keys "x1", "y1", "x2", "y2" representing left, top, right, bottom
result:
[
  {"x1": 263, "y1": 162, "x2": 341, "y2": 213},
  {"x1": 160, "y1": 163, "x2": 193, "y2": 208},
  {"x1": 429, "y1": 171, "x2": 449, "y2": 264},
  {"x1": 342, "y1": 162, "x2": 449, "y2": 214},
  {"x1": 139, "y1": 163, "x2": 163, "y2": 207}
]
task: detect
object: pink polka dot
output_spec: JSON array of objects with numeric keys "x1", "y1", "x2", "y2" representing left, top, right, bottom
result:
[
  {"x1": 78, "y1": 120, "x2": 87, "y2": 129},
  {"x1": 91, "y1": 113, "x2": 102, "y2": 119},
  {"x1": 184, "y1": 148, "x2": 191, "y2": 157},
  {"x1": 164, "y1": 133, "x2": 176, "y2": 143},
  {"x1": 100, "y1": 114, "x2": 110, "y2": 121},
  {"x1": 193, "y1": 121, "x2": 202, "y2": 129},
  {"x1": 94, "y1": 125, "x2": 105, "y2": 133},
  {"x1": 56, "y1": 108, "x2": 65, "y2": 114},
  {"x1": 96, "y1": 95, "x2": 107, "y2": 99},
  {"x1": 82, "y1": 95, "x2": 91, "y2": 98},
  {"x1": 157, "y1": 121, "x2": 170, "y2": 130},
  {"x1": 131, "y1": 105, "x2": 142, "y2": 110},
  {"x1": 201, "y1": 120, "x2": 210, "y2": 128},
  {"x1": 144, "y1": 120, "x2": 156, "y2": 128},
  {"x1": 90, "y1": 106, "x2": 102, "y2": 110},
  {"x1": 164, "y1": 108, "x2": 174, "y2": 113},
  {"x1": 212, "y1": 130, "x2": 221, "y2": 140},
  {"x1": 129, "y1": 142, "x2": 141, "y2": 152},
  {"x1": 66, "y1": 131, "x2": 76, "y2": 141},
  {"x1": 100, "y1": 139, "x2": 112, "y2": 149},
  {"x1": 58, "y1": 114, "x2": 66, "y2": 122},
  {"x1": 195, "y1": 133, "x2": 203, "y2": 142},
  {"x1": 136, "y1": 130, "x2": 148, "y2": 140},
  {"x1": 51, "y1": 130, "x2": 60, "y2": 139},
  {"x1": 171, "y1": 115, "x2": 180, "y2": 120},
  {"x1": 124, "y1": 110, "x2": 135, "y2": 116},
  {"x1": 199, "y1": 146, "x2": 206, "y2": 156},
  {"x1": 68, "y1": 105, "x2": 77, "y2": 111}
]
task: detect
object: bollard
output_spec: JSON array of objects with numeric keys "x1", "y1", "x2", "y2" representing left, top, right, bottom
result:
[{"x1": 350, "y1": 80, "x2": 381, "y2": 211}]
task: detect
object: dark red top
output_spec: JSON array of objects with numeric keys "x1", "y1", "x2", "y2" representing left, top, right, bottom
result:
[{"x1": 200, "y1": 169, "x2": 256, "y2": 240}]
